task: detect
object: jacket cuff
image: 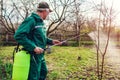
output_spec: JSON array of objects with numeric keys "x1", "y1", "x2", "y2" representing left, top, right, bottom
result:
[{"x1": 47, "y1": 38, "x2": 53, "y2": 45}]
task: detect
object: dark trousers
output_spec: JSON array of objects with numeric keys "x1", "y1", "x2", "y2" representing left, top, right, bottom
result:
[{"x1": 28, "y1": 54, "x2": 48, "y2": 80}]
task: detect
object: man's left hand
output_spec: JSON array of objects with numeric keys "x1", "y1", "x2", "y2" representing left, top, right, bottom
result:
[{"x1": 52, "y1": 40, "x2": 62, "y2": 45}]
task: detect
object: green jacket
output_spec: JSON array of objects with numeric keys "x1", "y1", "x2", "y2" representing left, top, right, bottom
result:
[{"x1": 14, "y1": 13, "x2": 53, "y2": 52}]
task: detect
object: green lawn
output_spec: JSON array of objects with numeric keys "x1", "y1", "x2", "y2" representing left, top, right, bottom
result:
[
  {"x1": 0, "y1": 46, "x2": 97, "y2": 80},
  {"x1": 46, "y1": 46, "x2": 97, "y2": 80}
]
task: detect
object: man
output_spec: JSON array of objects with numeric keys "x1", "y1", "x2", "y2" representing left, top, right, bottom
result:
[{"x1": 14, "y1": 1, "x2": 61, "y2": 80}]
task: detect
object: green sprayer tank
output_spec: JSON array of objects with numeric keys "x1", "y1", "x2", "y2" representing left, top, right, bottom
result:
[{"x1": 12, "y1": 50, "x2": 30, "y2": 80}]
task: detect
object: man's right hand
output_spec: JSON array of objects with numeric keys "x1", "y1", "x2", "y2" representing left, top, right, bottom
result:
[{"x1": 34, "y1": 47, "x2": 44, "y2": 54}]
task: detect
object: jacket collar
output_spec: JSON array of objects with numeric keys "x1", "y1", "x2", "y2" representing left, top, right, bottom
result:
[{"x1": 31, "y1": 13, "x2": 43, "y2": 22}]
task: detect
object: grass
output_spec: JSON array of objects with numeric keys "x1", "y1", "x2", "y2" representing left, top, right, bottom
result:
[
  {"x1": 45, "y1": 46, "x2": 97, "y2": 80},
  {"x1": 0, "y1": 46, "x2": 97, "y2": 80},
  {"x1": 0, "y1": 46, "x2": 14, "y2": 80}
]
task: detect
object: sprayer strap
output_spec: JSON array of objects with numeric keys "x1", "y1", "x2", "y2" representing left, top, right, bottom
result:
[
  {"x1": 13, "y1": 43, "x2": 20, "y2": 62},
  {"x1": 16, "y1": 43, "x2": 20, "y2": 52}
]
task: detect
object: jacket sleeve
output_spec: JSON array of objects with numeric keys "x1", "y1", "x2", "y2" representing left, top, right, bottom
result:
[
  {"x1": 46, "y1": 38, "x2": 53, "y2": 45},
  {"x1": 14, "y1": 18, "x2": 36, "y2": 51}
]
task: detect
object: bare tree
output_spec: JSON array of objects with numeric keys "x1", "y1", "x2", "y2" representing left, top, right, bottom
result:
[
  {"x1": 0, "y1": 0, "x2": 88, "y2": 45},
  {"x1": 86, "y1": 18, "x2": 97, "y2": 32},
  {"x1": 91, "y1": 0, "x2": 116, "y2": 79},
  {"x1": 47, "y1": 0, "x2": 73, "y2": 36},
  {"x1": 62, "y1": 0, "x2": 86, "y2": 44},
  {"x1": 0, "y1": 0, "x2": 74, "y2": 37},
  {"x1": 0, "y1": 0, "x2": 38, "y2": 34},
  {"x1": 0, "y1": 0, "x2": 3, "y2": 19}
]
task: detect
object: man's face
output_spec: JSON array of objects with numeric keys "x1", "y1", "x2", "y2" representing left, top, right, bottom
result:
[{"x1": 43, "y1": 9, "x2": 50, "y2": 20}]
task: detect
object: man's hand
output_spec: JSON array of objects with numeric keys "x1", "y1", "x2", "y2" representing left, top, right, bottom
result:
[
  {"x1": 52, "y1": 40, "x2": 62, "y2": 45},
  {"x1": 34, "y1": 47, "x2": 44, "y2": 54}
]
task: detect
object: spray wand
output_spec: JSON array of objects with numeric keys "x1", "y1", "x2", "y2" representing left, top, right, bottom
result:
[{"x1": 44, "y1": 34, "x2": 81, "y2": 50}]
